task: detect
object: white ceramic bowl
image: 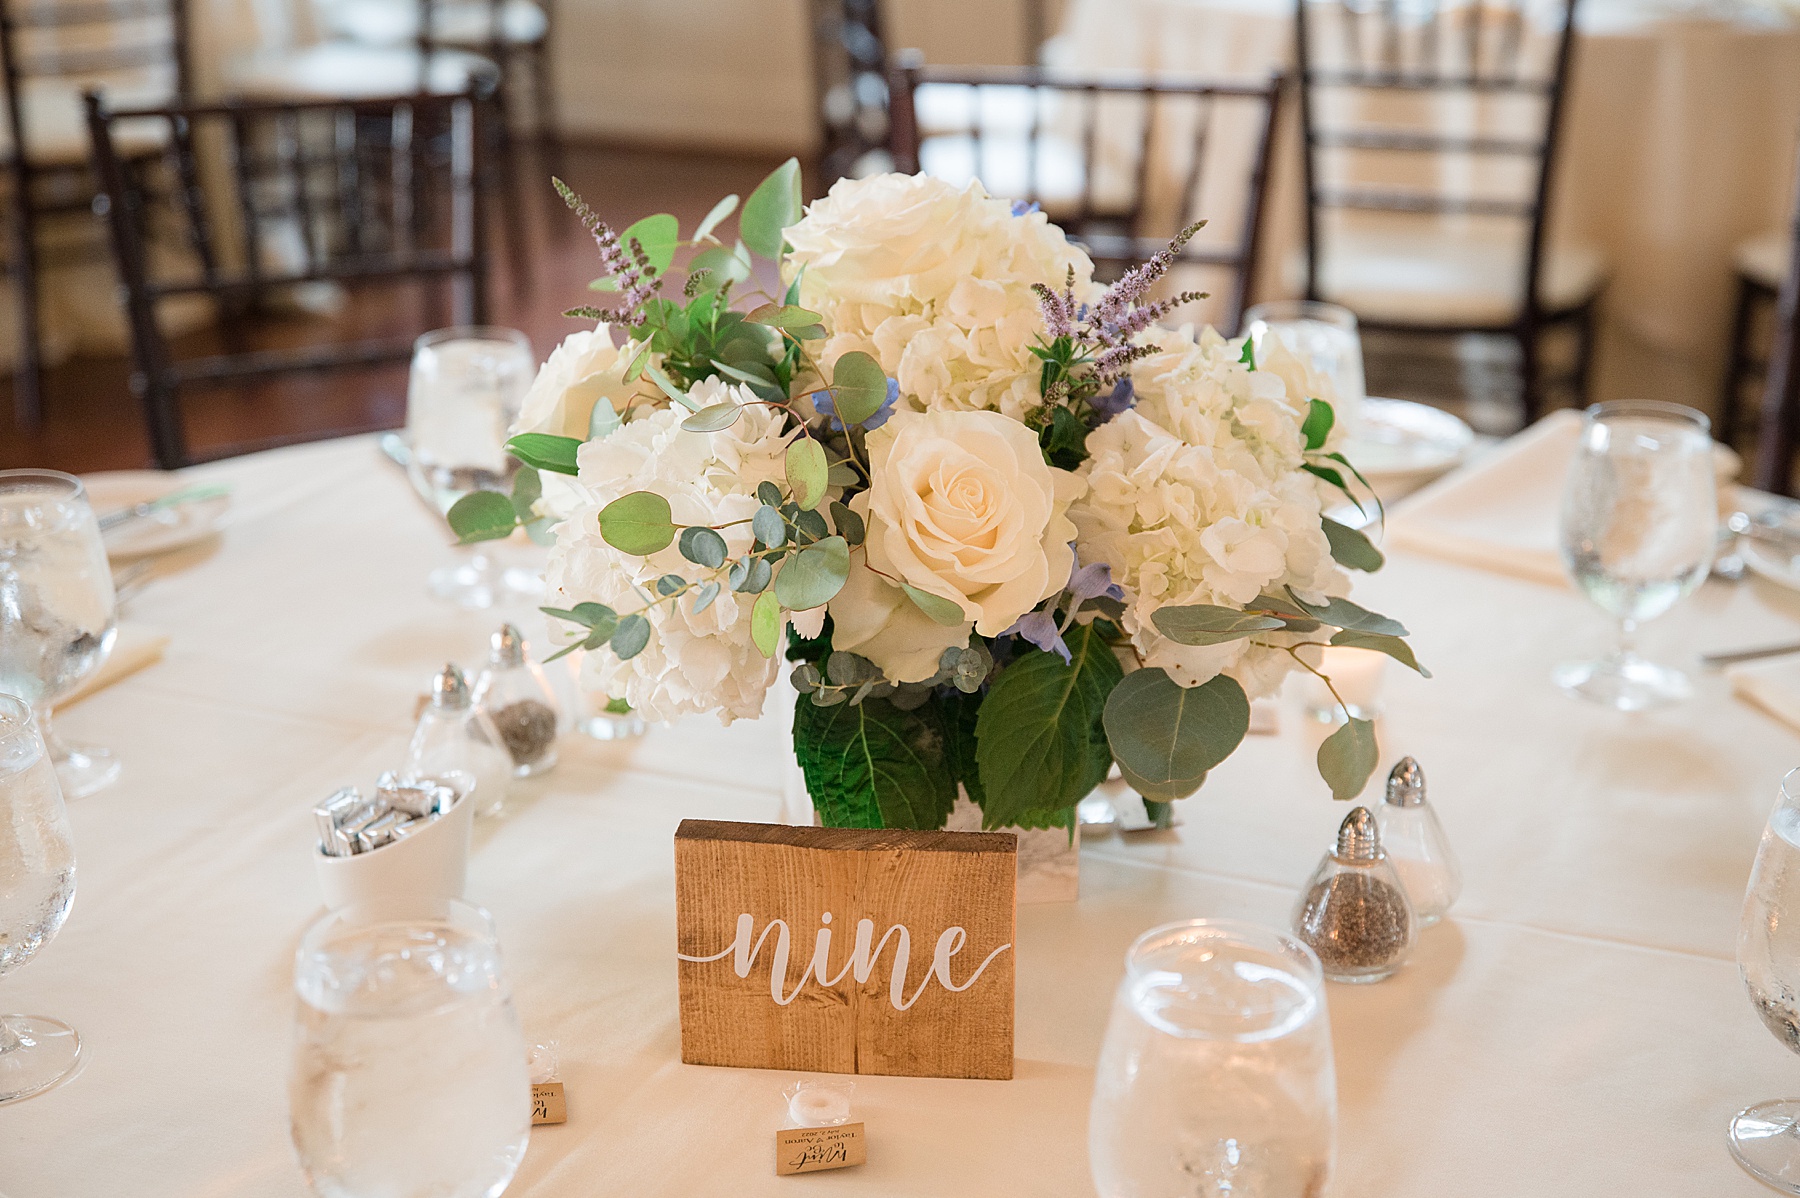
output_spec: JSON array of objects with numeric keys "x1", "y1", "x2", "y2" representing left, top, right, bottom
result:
[{"x1": 314, "y1": 774, "x2": 477, "y2": 913}]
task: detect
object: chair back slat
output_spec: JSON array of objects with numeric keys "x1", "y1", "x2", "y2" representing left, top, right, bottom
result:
[
  {"x1": 1754, "y1": 152, "x2": 1800, "y2": 494},
  {"x1": 888, "y1": 58, "x2": 1282, "y2": 335},
  {"x1": 86, "y1": 88, "x2": 489, "y2": 468}
]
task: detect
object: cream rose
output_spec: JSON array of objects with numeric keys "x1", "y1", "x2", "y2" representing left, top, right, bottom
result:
[
  {"x1": 829, "y1": 409, "x2": 1082, "y2": 681},
  {"x1": 512, "y1": 324, "x2": 659, "y2": 439}
]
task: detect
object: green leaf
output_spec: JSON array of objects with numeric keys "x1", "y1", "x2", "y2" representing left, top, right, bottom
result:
[
  {"x1": 752, "y1": 590, "x2": 781, "y2": 657},
  {"x1": 756, "y1": 480, "x2": 784, "y2": 506},
  {"x1": 829, "y1": 500, "x2": 864, "y2": 546},
  {"x1": 1329, "y1": 629, "x2": 1430, "y2": 677},
  {"x1": 505, "y1": 433, "x2": 582, "y2": 476},
  {"x1": 1303, "y1": 461, "x2": 1348, "y2": 491},
  {"x1": 792, "y1": 692, "x2": 957, "y2": 829},
  {"x1": 1102, "y1": 669, "x2": 1249, "y2": 802},
  {"x1": 678, "y1": 526, "x2": 727, "y2": 569},
  {"x1": 611, "y1": 613, "x2": 651, "y2": 660},
  {"x1": 694, "y1": 193, "x2": 738, "y2": 243},
  {"x1": 902, "y1": 583, "x2": 967, "y2": 627},
  {"x1": 510, "y1": 465, "x2": 542, "y2": 524},
  {"x1": 827, "y1": 461, "x2": 859, "y2": 487},
  {"x1": 753, "y1": 504, "x2": 787, "y2": 548},
  {"x1": 1286, "y1": 591, "x2": 1408, "y2": 637},
  {"x1": 974, "y1": 623, "x2": 1123, "y2": 828},
  {"x1": 941, "y1": 689, "x2": 985, "y2": 809},
  {"x1": 1151, "y1": 604, "x2": 1285, "y2": 646},
  {"x1": 446, "y1": 490, "x2": 518, "y2": 543},
  {"x1": 774, "y1": 536, "x2": 849, "y2": 610},
  {"x1": 1039, "y1": 404, "x2": 1090, "y2": 470},
  {"x1": 620, "y1": 213, "x2": 679, "y2": 276},
  {"x1": 1318, "y1": 716, "x2": 1379, "y2": 800},
  {"x1": 1321, "y1": 515, "x2": 1385, "y2": 572},
  {"x1": 828, "y1": 351, "x2": 889, "y2": 426},
  {"x1": 597, "y1": 490, "x2": 676, "y2": 555},
  {"x1": 691, "y1": 580, "x2": 721, "y2": 614},
  {"x1": 1239, "y1": 338, "x2": 1256, "y2": 369},
  {"x1": 655, "y1": 573, "x2": 686, "y2": 596},
  {"x1": 682, "y1": 402, "x2": 742, "y2": 433},
  {"x1": 786, "y1": 437, "x2": 829, "y2": 510},
  {"x1": 730, "y1": 556, "x2": 772, "y2": 593},
  {"x1": 1301, "y1": 398, "x2": 1335, "y2": 451},
  {"x1": 747, "y1": 303, "x2": 824, "y2": 329},
  {"x1": 642, "y1": 363, "x2": 696, "y2": 410},
  {"x1": 589, "y1": 391, "x2": 624, "y2": 439},
  {"x1": 687, "y1": 243, "x2": 753, "y2": 293},
  {"x1": 740, "y1": 157, "x2": 802, "y2": 260}
]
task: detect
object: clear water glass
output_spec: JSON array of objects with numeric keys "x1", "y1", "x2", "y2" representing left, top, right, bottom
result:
[
  {"x1": 290, "y1": 899, "x2": 530, "y2": 1198},
  {"x1": 1244, "y1": 300, "x2": 1367, "y2": 432},
  {"x1": 0, "y1": 692, "x2": 81, "y2": 1104},
  {"x1": 1089, "y1": 919, "x2": 1335, "y2": 1198},
  {"x1": 1556, "y1": 401, "x2": 1715, "y2": 711},
  {"x1": 405, "y1": 327, "x2": 540, "y2": 609},
  {"x1": 1732, "y1": 768, "x2": 1800, "y2": 1192},
  {"x1": 0, "y1": 469, "x2": 120, "y2": 797}
]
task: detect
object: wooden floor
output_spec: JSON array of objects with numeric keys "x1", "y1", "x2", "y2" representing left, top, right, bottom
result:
[{"x1": 0, "y1": 144, "x2": 787, "y2": 474}]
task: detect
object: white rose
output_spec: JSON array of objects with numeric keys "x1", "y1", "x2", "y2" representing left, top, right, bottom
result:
[
  {"x1": 829, "y1": 410, "x2": 1081, "y2": 682},
  {"x1": 512, "y1": 324, "x2": 659, "y2": 440}
]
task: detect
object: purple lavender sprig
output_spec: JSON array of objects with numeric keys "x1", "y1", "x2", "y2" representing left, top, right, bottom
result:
[
  {"x1": 1087, "y1": 219, "x2": 1206, "y2": 335},
  {"x1": 553, "y1": 177, "x2": 662, "y2": 325}
]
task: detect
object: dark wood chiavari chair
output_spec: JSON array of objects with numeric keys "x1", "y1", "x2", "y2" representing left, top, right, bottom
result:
[
  {"x1": 0, "y1": 0, "x2": 191, "y2": 431},
  {"x1": 1295, "y1": 0, "x2": 1600, "y2": 426},
  {"x1": 1753, "y1": 152, "x2": 1800, "y2": 496},
  {"x1": 85, "y1": 86, "x2": 488, "y2": 469},
  {"x1": 889, "y1": 55, "x2": 1282, "y2": 336}
]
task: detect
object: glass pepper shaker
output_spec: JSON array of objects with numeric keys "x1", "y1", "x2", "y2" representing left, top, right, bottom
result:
[
  {"x1": 1292, "y1": 806, "x2": 1416, "y2": 983},
  {"x1": 472, "y1": 624, "x2": 561, "y2": 777},
  {"x1": 404, "y1": 663, "x2": 513, "y2": 817},
  {"x1": 1375, "y1": 757, "x2": 1461, "y2": 928}
]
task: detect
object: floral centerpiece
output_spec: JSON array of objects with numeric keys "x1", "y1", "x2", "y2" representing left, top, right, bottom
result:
[{"x1": 450, "y1": 160, "x2": 1426, "y2": 830}]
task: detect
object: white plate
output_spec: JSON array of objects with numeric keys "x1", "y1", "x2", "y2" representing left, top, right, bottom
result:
[
  {"x1": 1342, "y1": 397, "x2": 1475, "y2": 482},
  {"x1": 1743, "y1": 536, "x2": 1800, "y2": 592},
  {"x1": 83, "y1": 471, "x2": 231, "y2": 560}
]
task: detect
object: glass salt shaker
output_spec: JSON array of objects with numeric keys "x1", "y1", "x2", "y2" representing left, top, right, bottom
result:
[
  {"x1": 472, "y1": 624, "x2": 561, "y2": 777},
  {"x1": 1374, "y1": 757, "x2": 1461, "y2": 928},
  {"x1": 1292, "y1": 806, "x2": 1416, "y2": 984},
  {"x1": 404, "y1": 663, "x2": 513, "y2": 817}
]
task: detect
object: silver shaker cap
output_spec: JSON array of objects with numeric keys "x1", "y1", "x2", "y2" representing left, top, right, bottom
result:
[
  {"x1": 1385, "y1": 757, "x2": 1425, "y2": 808},
  {"x1": 1334, "y1": 806, "x2": 1382, "y2": 861},
  {"x1": 432, "y1": 662, "x2": 472, "y2": 710},
  {"x1": 490, "y1": 624, "x2": 526, "y2": 668}
]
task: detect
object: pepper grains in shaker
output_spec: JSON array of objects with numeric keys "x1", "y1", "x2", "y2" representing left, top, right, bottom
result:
[
  {"x1": 473, "y1": 624, "x2": 561, "y2": 777},
  {"x1": 1291, "y1": 806, "x2": 1417, "y2": 983}
]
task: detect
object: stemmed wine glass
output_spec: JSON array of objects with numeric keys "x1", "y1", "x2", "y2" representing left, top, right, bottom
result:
[
  {"x1": 290, "y1": 899, "x2": 531, "y2": 1197},
  {"x1": 1732, "y1": 768, "x2": 1800, "y2": 1191},
  {"x1": 1089, "y1": 920, "x2": 1336, "y2": 1198},
  {"x1": 405, "y1": 327, "x2": 540, "y2": 609},
  {"x1": 1556, "y1": 401, "x2": 1716, "y2": 711},
  {"x1": 0, "y1": 693, "x2": 80, "y2": 1103},
  {"x1": 0, "y1": 469, "x2": 120, "y2": 797}
]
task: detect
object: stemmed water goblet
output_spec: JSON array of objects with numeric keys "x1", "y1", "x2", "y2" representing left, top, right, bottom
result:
[
  {"x1": 1556, "y1": 401, "x2": 1716, "y2": 711},
  {"x1": 0, "y1": 469, "x2": 120, "y2": 796},
  {"x1": 1243, "y1": 299, "x2": 1368, "y2": 432},
  {"x1": 0, "y1": 693, "x2": 80, "y2": 1103},
  {"x1": 405, "y1": 327, "x2": 540, "y2": 609},
  {"x1": 1732, "y1": 768, "x2": 1800, "y2": 1191}
]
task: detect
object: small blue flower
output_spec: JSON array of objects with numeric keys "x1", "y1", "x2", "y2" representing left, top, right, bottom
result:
[
  {"x1": 1003, "y1": 608, "x2": 1070, "y2": 664},
  {"x1": 811, "y1": 378, "x2": 899, "y2": 432},
  {"x1": 1010, "y1": 200, "x2": 1042, "y2": 217},
  {"x1": 1066, "y1": 559, "x2": 1125, "y2": 605},
  {"x1": 1091, "y1": 376, "x2": 1135, "y2": 419}
]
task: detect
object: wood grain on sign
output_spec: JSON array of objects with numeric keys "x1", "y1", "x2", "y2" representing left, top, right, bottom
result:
[{"x1": 674, "y1": 820, "x2": 1016, "y2": 1080}]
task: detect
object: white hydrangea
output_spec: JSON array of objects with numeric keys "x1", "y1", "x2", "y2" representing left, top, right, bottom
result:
[
  {"x1": 1068, "y1": 325, "x2": 1347, "y2": 699},
  {"x1": 543, "y1": 379, "x2": 791, "y2": 724},
  {"x1": 782, "y1": 173, "x2": 1093, "y2": 422}
]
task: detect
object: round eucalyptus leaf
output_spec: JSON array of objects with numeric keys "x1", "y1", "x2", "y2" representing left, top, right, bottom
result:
[
  {"x1": 828, "y1": 351, "x2": 890, "y2": 426},
  {"x1": 751, "y1": 590, "x2": 781, "y2": 657},
  {"x1": 597, "y1": 490, "x2": 675, "y2": 555},
  {"x1": 610, "y1": 613, "x2": 651, "y2": 660},
  {"x1": 682, "y1": 403, "x2": 743, "y2": 433},
  {"x1": 752, "y1": 504, "x2": 787, "y2": 548},
  {"x1": 774, "y1": 536, "x2": 849, "y2": 611},
  {"x1": 678, "y1": 525, "x2": 728, "y2": 569},
  {"x1": 1102, "y1": 668, "x2": 1249, "y2": 800},
  {"x1": 785, "y1": 437, "x2": 829, "y2": 511}
]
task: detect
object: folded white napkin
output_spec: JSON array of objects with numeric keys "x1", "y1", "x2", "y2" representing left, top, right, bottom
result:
[
  {"x1": 1730, "y1": 656, "x2": 1800, "y2": 735},
  {"x1": 60, "y1": 624, "x2": 169, "y2": 708}
]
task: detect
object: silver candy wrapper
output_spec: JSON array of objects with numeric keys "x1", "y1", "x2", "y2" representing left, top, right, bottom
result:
[{"x1": 315, "y1": 774, "x2": 459, "y2": 857}]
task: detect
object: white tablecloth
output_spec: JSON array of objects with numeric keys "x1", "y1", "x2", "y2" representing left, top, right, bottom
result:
[
  {"x1": 1055, "y1": 0, "x2": 1800, "y2": 415},
  {"x1": 6, "y1": 431, "x2": 1800, "y2": 1194}
]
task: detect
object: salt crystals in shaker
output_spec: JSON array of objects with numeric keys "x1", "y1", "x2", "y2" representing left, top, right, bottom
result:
[
  {"x1": 472, "y1": 624, "x2": 561, "y2": 777},
  {"x1": 404, "y1": 663, "x2": 514, "y2": 817},
  {"x1": 1292, "y1": 806, "x2": 1416, "y2": 983},
  {"x1": 1374, "y1": 757, "x2": 1461, "y2": 928}
]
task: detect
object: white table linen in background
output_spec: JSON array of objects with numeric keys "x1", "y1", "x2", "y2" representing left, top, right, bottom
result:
[
  {"x1": 3, "y1": 433, "x2": 1800, "y2": 1194},
  {"x1": 1054, "y1": 0, "x2": 1800, "y2": 412}
]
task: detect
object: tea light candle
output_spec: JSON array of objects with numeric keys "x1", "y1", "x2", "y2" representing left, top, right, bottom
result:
[
  {"x1": 1306, "y1": 645, "x2": 1387, "y2": 722},
  {"x1": 788, "y1": 1086, "x2": 851, "y2": 1128}
]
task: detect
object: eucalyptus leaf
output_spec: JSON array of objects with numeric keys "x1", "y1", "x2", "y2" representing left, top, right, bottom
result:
[
  {"x1": 655, "y1": 573, "x2": 686, "y2": 596},
  {"x1": 1318, "y1": 716, "x2": 1379, "y2": 801},
  {"x1": 747, "y1": 303, "x2": 824, "y2": 328},
  {"x1": 509, "y1": 466, "x2": 542, "y2": 524},
  {"x1": 589, "y1": 392, "x2": 623, "y2": 439},
  {"x1": 597, "y1": 490, "x2": 676, "y2": 555},
  {"x1": 709, "y1": 358, "x2": 779, "y2": 389},
  {"x1": 643, "y1": 363, "x2": 696, "y2": 410},
  {"x1": 756, "y1": 480, "x2": 784, "y2": 506},
  {"x1": 619, "y1": 213, "x2": 678, "y2": 275},
  {"x1": 1102, "y1": 669, "x2": 1250, "y2": 802},
  {"x1": 610, "y1": 613, "x2": 651, "y2": 660},
  {"x1": 827, "y1": 461, "x2": 860, "y2": 487},
  {"x1": 786, "y1": 438, "x2": 829, "y2": 510},
  {"x1": 1303, "y1": 461, "x2": 1349, "y2": 491},
  {"x1": 830, "y1": 500, "x2": 864, "y2": 546},
  {"x1": 682, "y1": 402, "x2": 742, "y2": 433},
  {"x1": 753, "y1": 504, "x2": 787, "y2": 548},
  {"x1": 504, "y1": 433, "x2": 582, "y2": 476},
  {"x1": 446, "y1": 490, "x2": 518, "y2": 543},
  {"x1": 693, "y1": 193, "x2": 738, "y2": 243},
  {"x1": 1329, "y1": 629, "x2": 1430, "y2": 677},
  {"x1": 902, "y1": 583, "x2": 966, "y2": 627},
  {"x1": 1151, "y1": 604, "x2": 1285, "y2": 646},
  {"x1": 774, "y1": 536, "x2": 849, "y2": 610},
  {"x1": 740, "y1": 157, "x2": 802, "y2": 261},
  {"x1": 524, "y1": 516, "x2": 558, "y2": 546},
  {"x1": 1321, "y1": 515, "x2": 1385, "y2": 572},
  {"x1": 674, "y1": 526, "x2": 726, "y2": 569},
  {"x1": 828, "y1": 351, "x2": 889, "y2": 426},
  {"x1": 686, "y1": 243, "x2": 751, "y2": 292},
  {"x1": 729, "y1": 555, "x2": 772, "y2": 593},
  {"x1": 751, "y1": 590, "x2": 781, "y2": 657},
  {"x1": 1287, "y1": 591, "x2": 1409, "y2": 637},
  {"x1": 793, "y1": 507, "x2": 829, "y2": 542},
  {"x1": 691, "y1": 580, "x2": 721, "y2": 614}
]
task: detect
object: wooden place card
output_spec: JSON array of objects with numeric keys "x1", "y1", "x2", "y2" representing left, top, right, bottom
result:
[
  {"x1": 775, "y1": 1123, "x2": 867, "y2": 1175},
  {"x1": 674, "y1": 820, "x2": 1017, "y2": 1080},
  {"x1": 531, "y1": 1081, "x2": 566, "y2": 1125}
]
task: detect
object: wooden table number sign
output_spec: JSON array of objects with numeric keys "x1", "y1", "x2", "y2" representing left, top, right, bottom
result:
[{"x1": 674, "y1": 820, "x2": 1017, "y2": 1080}]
